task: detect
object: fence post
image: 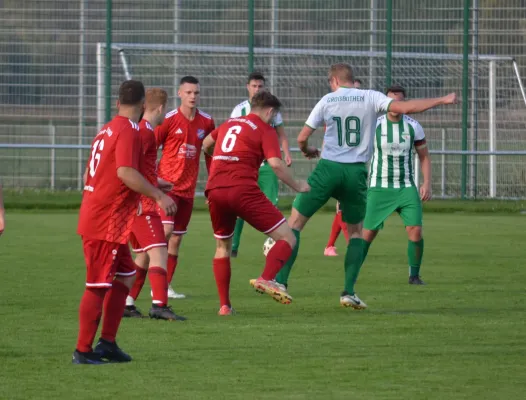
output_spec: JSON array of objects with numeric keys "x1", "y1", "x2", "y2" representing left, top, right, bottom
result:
[
  {"x1": 49, "y1": 122, "x2": 56, "y2": 191},
  {"x1": 248, "y1": 0, "x2": 254, "y2": 73},
  {"x1": 469, "y1": 0, "x2": 479, "y2": 199},
  {"x1": 441, "y1": 128, "x2": 446, "y2": 198},
  {"x1": 489, "y1": 60, "x2": 496, "y2": 198},
  {"x1": 369, "y1": 0, "x2": 377, "y2": 88},
  {"x1": 385, "y1": 0, "x2": 392, "y2": 87},
  {"x1": 105, "y1": 0, "x2": 113, "y2": 123},
  {"x1": 461, "y1": 0, "x2": 470, "y2": 199},
  {"x1": 270, "y1": 0, "x2": 278, "y2": 93},
  {"x1": 78, "y1": 0, "x2": 86, "y2": 191}
]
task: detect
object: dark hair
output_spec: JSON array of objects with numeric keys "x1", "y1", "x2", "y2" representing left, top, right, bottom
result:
[
  {"x1": 247, "y1": 72, "x2": 266, "y2": 84},
  {"x1": 385, "y1": 85, "x2": 406, "y2": 97},
  {"x1": 118, "y1": 80, "x2": 145, "y2": 105},
  {"x1": 180, "y1": 75, "x2": 199, "y2": 85},
  {"x1": 251, "y1": 90, "x2": 281, "y2": 110},
  {"x1": 354, "y1": 79, "x2": 363, "y2": 84}
]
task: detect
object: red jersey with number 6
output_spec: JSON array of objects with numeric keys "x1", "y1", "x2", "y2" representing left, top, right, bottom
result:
[
  {"x1": 77, "y1": 116, "x2": 142, "y2": 244},
  {"x1": 155, "y1": 108, "x2": 215, "y2": 198},
  {"x1": 205, "y1": 114, "x2": 282, "y2": 192},
  {"x1": 137, "y1": 119, "x2": 158, "y2": 215}
]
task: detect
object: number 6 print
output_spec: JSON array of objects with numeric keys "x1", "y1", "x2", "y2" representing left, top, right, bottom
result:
[{"x1": 221, "y1": 125, "x2": 242, "y2": 153}]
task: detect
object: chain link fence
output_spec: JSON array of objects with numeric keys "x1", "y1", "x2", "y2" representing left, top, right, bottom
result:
[{"x1": 1, "y1": 0, "x2": 525, "y2": 198}]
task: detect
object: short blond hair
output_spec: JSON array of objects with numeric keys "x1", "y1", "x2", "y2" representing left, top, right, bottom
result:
[
  {"x1": 145, "y1": 88, "x2": 168, "y2": 111},
  {"x1": 328, "y1": 63, "x2": 354, "y2": 84}
]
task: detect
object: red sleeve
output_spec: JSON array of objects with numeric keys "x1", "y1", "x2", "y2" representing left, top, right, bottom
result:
[
  {"x1": 155, "y1": 117, "x2": 170, "y2": 148},
  {"x1": 210, "y1": 127, "x2": 219, "y2": 141},
  {"x1": 209, "y1": 118, "x2": 216, "y2": 132},
  {"x1": 115, "y1": 127, "x2": 141, "y2": 170},
  {"x1": 261, "y1": 128, "x2": 282, "y2": 160}
]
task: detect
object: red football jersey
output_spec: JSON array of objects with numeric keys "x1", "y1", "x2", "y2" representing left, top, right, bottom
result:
[
  {"x1": 206, "y1": 114, "x2": 282, "y2": 191},
  {"x1": 137, "y1": 119, "x2": 158, "y2": 215},
  {"x1": 77, "y1": 116, "x2": 142, "y2": 244},
  {"x1": 155, "y1": 108, "x2": 215, "y2": 198}
]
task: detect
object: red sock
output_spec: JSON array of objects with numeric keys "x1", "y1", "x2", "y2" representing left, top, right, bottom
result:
[
  {"x1": 149, "y1": 267, "x2": 168, "y2": 306},
  {"x1": 167, "y1": 254, "x2": 178, "y2": 284},
  {"x1": 129, "y1": 266, "x2": 147, "y2": 300},
  {"x1": 213, "y1": 257, "x2": 231, "y2": 307},
  {"x1": 101, "y1": 280, "x2": 129, "y2": 343},
  {"x1": 326, "y1": 212, "x2": 342, "y2": 247},
  {"x1": 76, "y1": 287, "x2": 107, "y2": 353},
  {"x1": 261, "y1": 240, "x2": 292, "y2": 280},
  {"x1": 341, "y1": 219, "x2": 350, "y2": 243}
]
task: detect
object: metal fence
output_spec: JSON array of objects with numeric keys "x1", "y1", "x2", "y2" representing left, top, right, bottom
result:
[{"x1": 1, "y1": 0, "x2": 525, "y2": 198}]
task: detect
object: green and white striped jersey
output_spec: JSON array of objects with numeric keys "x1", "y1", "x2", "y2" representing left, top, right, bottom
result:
[
  {"x1": 369, "y1": 114, "x2": 425, "y2": 188},
  {"x1": 230, "y1": 99, "x2": 284, "y2": 128}
]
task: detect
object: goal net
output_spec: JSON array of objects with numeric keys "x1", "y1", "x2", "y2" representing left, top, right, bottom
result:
[{"x1": 97, "y1": 43, "x2": 526, "y2": 199}]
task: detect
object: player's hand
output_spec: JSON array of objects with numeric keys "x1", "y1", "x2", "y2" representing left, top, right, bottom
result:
[
  {"x1": 157, "y1": 178, "x2": 173, "y2": 193},
  {"x1": 296, "y1": 180, "x2": 311, "y2": 193},
  {"x1": 284, "y1": 154, "x2": 293, "y2": 167},
  {"x1": 157, "y1": 193, "x2": 177, "y2": 216},
  {"x1": 302, "y1": 146, "x2": 320, "y2": 159},
  {"x1": 442, "y1": 93, "x2": 458, "y2": 105},
  {"x1": 420, "y1": 183, "x2": 432, "y2": 202}
]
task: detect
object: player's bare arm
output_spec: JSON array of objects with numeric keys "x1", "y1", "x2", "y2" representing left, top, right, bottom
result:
[
  {"x1": 203, "y1": 134, "x2": 216, "y2": 156},
  {"x1": 266, "y1": 157, "x2": 310, "y2": 193},
  {"x1": 157, "y1": 178, "x2": 173, "y2": 193},
  {"x1": 416, "y1": 144, "x2": 432, "y2": 201},
  {"x1": 297, "y1": 125, "x2": 320, "y2": 159},
  {"x1": 117, "y1": 166, "x2": 177, "y2": 216},
  {"x1": 389, "y1": 93, "x2": 458, "y2": 115},
  {"x1": 0, "y1": 182, "x2": 4, "y2": 236},
  {"x1": 276, "y1": 125, "x2": 292, "y2": 166}
]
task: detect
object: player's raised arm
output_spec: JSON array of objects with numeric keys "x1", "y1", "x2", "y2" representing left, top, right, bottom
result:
[
  {"x1": 388, "y1": 92, "x2": 457, "y2": 115},
  {"x1": 0, "y1": 182, "x2": 4, "y2": 236}
]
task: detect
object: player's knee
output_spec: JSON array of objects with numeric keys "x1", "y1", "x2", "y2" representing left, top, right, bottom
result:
[
  {"x1": 163, "y1": 225, "x2": 173, "y2": 241},
  {"x1": 215, "y1": 239, "x2": 232, "y2": 258},
  {"x1": 168, "y1": 234, "x2": 182, "y2": 254},
  {"x1": 406, "y1": 226, "x2": 422, "y2": 241},
  {"x1": 147, "y1": 246, "x2": 168, "y2": 268},
  {"x1": 347, "y1": 222, "x2": 363, "y2": 239},
  {"x1": 134, "y1": 252, "x2": 149, "y2": 269},
  {"x1": 362, "y1": 229, "x2": 377, "y2": 243},
  {"x1": 288, "y1": 208, "x2": 308, "y2": 231},
  {"x1": 116, "y1": 274, "x2": 136, "y2": 290}
]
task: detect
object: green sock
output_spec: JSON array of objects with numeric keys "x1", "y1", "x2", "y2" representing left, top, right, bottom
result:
[
  {"x1": 363, "y1": 240, "x2": 372, "y2": 260},
  {"x1": 408, "y1": 238, "x2": 424, "y2": 277},
  {"x1": 232, "y1": 218, "x2": 245, "y2": 252},
  {"x1": 275, "y1": 229, "x2": 300, "y2": 285},
  {"x1": 344, "y1": 238, "x2": 366, "y2": 295}
]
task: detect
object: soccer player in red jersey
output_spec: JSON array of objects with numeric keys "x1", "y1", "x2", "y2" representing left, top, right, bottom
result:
[
  {"x1": 203, "y1": 91, "x2": 310, "y2": 316},
  {"x1": 125, "y1": 88, "x2": 186, "y2": 321},
  {"x1": 73, "y1": 81, "x2": 177, "y2": 365},
  {"x1": 155, "y1": 76, "x2": 215, "y2": 299}
]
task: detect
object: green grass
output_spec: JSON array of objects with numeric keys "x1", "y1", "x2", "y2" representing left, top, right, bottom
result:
[{"x1": 1, "y1": 211, "x2": 526, "y2": 399}]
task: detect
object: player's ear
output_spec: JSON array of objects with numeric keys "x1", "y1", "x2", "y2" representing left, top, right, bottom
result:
[{"x1": 116, "y1": 100, "x2": 121, "y2": 110}]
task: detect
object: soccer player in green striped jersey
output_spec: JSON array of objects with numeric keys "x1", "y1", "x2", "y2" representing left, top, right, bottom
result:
[
  {"x1": 272, "y1": 63, "x2": 456, "y2": 310},
  {"x1": 363, "y1": 85, "x2": 431, "y2": 285},
  {"x1": 230, "y1": 72, "x2": 292, "y2": 258}
]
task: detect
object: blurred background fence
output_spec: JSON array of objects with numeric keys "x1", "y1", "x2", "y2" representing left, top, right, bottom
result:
[{"x1": 0, "y1": 0, "x2": 525, "y2": 198}]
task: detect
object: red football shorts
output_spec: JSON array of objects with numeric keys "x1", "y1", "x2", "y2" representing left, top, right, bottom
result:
[
  {"x1": 82, "y1": 239, "x2": 136, "y2": 288},
  {"x1": 129, "y1": 213, "x2": 167, "y2": 253},
  {"x1": 207, "y1": 185, "x2": 286, "y2": 239},
  {"x1": 158, "y1": 193, "x2": 194, "y2": 235}
]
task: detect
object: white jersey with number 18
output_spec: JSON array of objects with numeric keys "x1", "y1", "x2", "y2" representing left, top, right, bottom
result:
[{"x1": 305, "y1": 87, "x2": 393, "y2": 163}]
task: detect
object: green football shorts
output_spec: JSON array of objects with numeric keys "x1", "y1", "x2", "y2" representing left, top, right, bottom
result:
[
  {"x1": 363, "y1": 186, "x2": 423, "y2": 230},
  {"x1": 258, "y1": 162, "x2": 279, "y2": 206},
  {"x1": 293, "y1": 159, "x2": 368, "y2": 224}
]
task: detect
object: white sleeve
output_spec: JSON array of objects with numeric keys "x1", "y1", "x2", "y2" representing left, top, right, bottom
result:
[
  {"x1": 370, "y1": 90, "x2": 393, "y2": 114},
  {"x1": 414, "y1": 121, "x2": 425, "y2": 141},
  {"x1": 230, "y1": 105, "x2": 240, "y2": 118},
  {"x1": 273, "y1": 111, "x2": 284, "y2": 127},
  {"x1": 305, "y1": 99, "x2": 325, "y2": 129}
]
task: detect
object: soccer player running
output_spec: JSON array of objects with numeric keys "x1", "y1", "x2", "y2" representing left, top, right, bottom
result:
[
  {"x1": 274, "y1": 63, "x2": 457, "y2": 309},
  {"x1": 203, "y1": 91, "x2": 309, "y2": 315},
  {"x1": 362, "y1": 85, "x2": 431, "y2": 285},
  {"x1": 229, "y1": 72, "x2": 292, "y2": 258},
  {"x1": 74, "y1": 80, "x2": 177, "y2": 364},
  {"x1": 155, "y1": 76, "x2": 215, "y2": 299},
  {"x1": 324, "y1": 78, "x2": 362, "y2": 256},
  {"x1": 125, "y1": 88, "x2": 186, "y2": 321}
]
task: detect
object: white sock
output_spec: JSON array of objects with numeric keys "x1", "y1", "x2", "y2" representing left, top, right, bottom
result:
[{"x1": 125, "y1": 295, "x2": 135, "y2": 307}]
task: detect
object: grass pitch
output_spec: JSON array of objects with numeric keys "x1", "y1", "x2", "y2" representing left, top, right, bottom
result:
[{"x1": 0, "y1": 211, "x2": 525, "y2": 399}]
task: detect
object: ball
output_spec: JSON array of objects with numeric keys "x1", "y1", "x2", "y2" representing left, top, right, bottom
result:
[{"x1": 262, "y1": 237, "x2": 276, "y2": 257}]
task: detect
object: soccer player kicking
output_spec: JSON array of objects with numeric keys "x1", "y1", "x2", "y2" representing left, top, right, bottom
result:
[
  {"x1": 124, "y1": 88, "x2": 186, "y2": 321},
  {"x1": 203, "y1": 91, "x2": 309, "y2": 316},
  {"x1": 362, "y1": 85, "x2": 432, "y2": 285},
  {"x1": 229, "y1": 72, "x2": 292, "y2": 258},
  {"x1": 274, "y1": 63, "x2": 457, "y2": 309},
  {"x1": 155, "y1": 76, "x2": 215, "y2": 299},
  {"x1": 74, "y1": 80, "x2": 177, "y2": 364},
  {"x1": 324, "y1": 78, "x2": 361, "y2": 256}
]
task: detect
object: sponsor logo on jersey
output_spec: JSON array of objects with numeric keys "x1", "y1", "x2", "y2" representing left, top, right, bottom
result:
[
  {"x1": 197, "y1": 129, "x2": 206, "y2": 139},
  {"x1": 175, "y1": 128, "x2": 183, "y2": 135},
  {"x1": 178, "y1": 144, "x2": 197, "y2": 159}
]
